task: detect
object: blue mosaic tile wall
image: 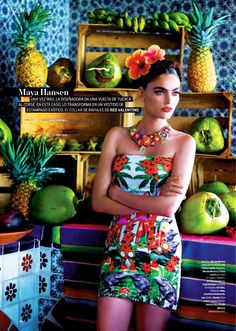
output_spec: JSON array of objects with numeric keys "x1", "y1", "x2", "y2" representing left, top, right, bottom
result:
[{"x1": 0, "y1": 0, "x2": 235, "y2": 154}]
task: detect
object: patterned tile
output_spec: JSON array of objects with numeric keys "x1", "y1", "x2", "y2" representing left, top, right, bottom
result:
[
  {"x1": 19, "y1": 275, "x2": 37, "y2": 302},
  {"x1": 2, "y1": 279, "x2": 19, "y2": 306},
  {"x1": 2, "y1": 251, "x2": 19, "y2": 280}
]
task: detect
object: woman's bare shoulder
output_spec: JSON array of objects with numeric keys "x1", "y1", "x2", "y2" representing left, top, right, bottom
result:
[
  {"x1": 171, "y1": 129, "x2": 196, "y2": 145},
  {"x1": 105, "y1": 126, "x2": 129, "y2": 139}
]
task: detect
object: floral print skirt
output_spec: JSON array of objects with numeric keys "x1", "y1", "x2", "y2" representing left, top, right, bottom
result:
[{"x1": 98, "y1": 212, "x2": 182, "y2": 310}]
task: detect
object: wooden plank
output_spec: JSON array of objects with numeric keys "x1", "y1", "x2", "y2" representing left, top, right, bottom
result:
[
  {"x1": 0, "y1": 193, "x2": 10, "y2": 214},
  {"x1": 85, "y1": 52, "x2": 180, "y2": 68},
  {"x1": 195, "y1": 158, "x2": 236, "y2": 186},
  {"x1": 86, "y1": 31, "x2": 183, "y2": 49},
  {"x1": 0, "y1": 173, "x2": 12, "y2": 187}
]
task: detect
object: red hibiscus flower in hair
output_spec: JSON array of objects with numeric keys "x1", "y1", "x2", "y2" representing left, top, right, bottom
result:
[
  {"x1": 125, "y1": 45, "x2": 165, "y2": 80},
  {"x1": 125, "y1": 49, "x2": 151, "y2": 80}
]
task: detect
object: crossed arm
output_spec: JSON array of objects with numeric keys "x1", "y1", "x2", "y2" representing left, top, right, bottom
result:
[{"x1": 92, "y1": 127, "x2": 196, "y2": 217}]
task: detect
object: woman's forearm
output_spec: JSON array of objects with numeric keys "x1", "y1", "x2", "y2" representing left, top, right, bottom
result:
[
  {"x1": 91, "y1": 194, "x2": 141, "y2": 216},
  {"x1": 111, "y1": 188, "x2": 183, "y2": 217}
]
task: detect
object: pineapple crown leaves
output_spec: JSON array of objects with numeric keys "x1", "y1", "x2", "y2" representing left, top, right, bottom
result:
[
  {"x1": 189, "y1": 1, "x2": 230, "y2": 48},
  {"x1": 0, "y1": 134, "x2": 60, "y2": 184},
  {"x1": 13, "y1": 0, "x2": 51, "y2": 49}
]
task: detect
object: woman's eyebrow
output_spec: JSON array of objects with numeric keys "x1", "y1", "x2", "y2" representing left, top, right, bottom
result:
[{"x1": 153, "y1": 86, "x2": 180, "y2": 91}]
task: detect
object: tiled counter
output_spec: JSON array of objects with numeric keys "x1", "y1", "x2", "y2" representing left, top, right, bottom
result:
[{"x1": 0, "y1": 230, "x2": 64, "y2": 331}]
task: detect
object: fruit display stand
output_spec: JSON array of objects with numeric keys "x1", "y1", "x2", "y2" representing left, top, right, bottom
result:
[{"x1": 16, "y1": 23, "x2": 236, "y2": 330}]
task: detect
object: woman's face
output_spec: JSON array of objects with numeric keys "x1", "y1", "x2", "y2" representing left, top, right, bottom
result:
[{"x1": 138, "y1": 73, "x2": 181, "y2": 119}]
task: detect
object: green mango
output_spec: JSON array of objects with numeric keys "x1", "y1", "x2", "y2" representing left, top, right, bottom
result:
[
  {"x1": 47, "y1": 58, "x2": 76, "y2": 88},
  {"x1": 179, "y1": 192, "x2": 229, "y2": 234},
  {"x1": 84, "y1": 53, "x2": 122, "y2": 88},
  {"x1": 189, "y1": 117, "x2": 225, "y2": 153}
]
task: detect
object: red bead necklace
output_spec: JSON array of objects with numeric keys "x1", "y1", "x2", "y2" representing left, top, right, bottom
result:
[{"x1": 129, "y1": 121, "x2": 171, "y2": 150}]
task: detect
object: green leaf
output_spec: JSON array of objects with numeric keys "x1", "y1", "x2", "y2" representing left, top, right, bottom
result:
[
  {"x1": 122, "y1": 164, "x2": 131, "y2": 170},
  {"x1": 118, "y1": 172, "x2": 132, "y2": 178},
  {"x1": 134, "y1": 174, "x2": 147, "y2": 179},
  {"x1": 150, "y1": 178, "x2": 156, "y2": 194},
  {"x1": 135, "y1": 165, "x2": 145, "y2": 172},
  {"x1": 117, "y1": 175, "x2": 129, "y2": 189},
  {"x1": 139, "y1": 177, "x2": 150, "y2": 189}
]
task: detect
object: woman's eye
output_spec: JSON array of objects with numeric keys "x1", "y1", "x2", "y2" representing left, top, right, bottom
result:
[
  {"x1": 154, "y1": 90, "x2": 163, "y2": 95},
  {"x1": 172, "y1": 91, "x2": 180, "y2": 96}
]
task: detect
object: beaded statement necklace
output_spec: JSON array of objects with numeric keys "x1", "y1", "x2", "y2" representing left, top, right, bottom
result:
[{"x1": 129, "y1": 121, "x2": 171, "y2": 150}]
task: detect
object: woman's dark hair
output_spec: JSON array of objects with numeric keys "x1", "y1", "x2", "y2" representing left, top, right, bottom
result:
[{"x1": 134, "y1": 60, "x2": 182, "y2": 89}]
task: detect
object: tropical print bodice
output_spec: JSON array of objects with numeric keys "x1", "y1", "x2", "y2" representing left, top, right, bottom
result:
[{"x1": 112, "y1": 154, "x2": 173, "y2": 196}]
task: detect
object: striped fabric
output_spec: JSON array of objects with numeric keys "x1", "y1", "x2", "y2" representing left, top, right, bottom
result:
[{"x1": 178, "y1": 234, "x2": 236, "y2": 326}]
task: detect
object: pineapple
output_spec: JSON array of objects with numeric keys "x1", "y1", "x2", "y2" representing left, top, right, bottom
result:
[
  {"x1": 187, "y1": 2, "x2": 229, "y2": 92},
  {"x1": 14, "y1": 2, "x2": 51, "y2": 87},
  {"x1": 0, "y1": 134, "x2": 62, "y2": 220}
]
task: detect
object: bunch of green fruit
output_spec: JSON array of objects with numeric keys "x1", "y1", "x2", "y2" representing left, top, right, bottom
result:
[
  {"x1": 86, "y1": 8, "x2": 192, "y2": 32},
  {"x1": 145, "y1": 11, "x2": 192, "y2": 32},
  {"x1": 87, "y1": 8, "x2": 120, "y2": 24}
]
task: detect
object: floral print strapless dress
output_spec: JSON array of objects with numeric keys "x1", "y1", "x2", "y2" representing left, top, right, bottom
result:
[{"x1": 98, "y1": 154, "x2": 181, "y2": 310}]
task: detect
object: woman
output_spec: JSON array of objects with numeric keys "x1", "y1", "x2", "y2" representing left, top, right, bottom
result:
[{"x1": 92, "y1": 47, "x2": 196, "y2": 331}]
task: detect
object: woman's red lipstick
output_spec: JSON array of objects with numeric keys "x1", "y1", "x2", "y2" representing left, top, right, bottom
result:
[{"x1": 162, "y1": 107, "x2": 172, "y2": 113}]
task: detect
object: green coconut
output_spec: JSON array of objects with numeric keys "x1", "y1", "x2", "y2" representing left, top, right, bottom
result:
[
  {"x1": 84, "y1": 53, "x2": 122, "y2": 88},
  {"x1": 189, "y1": 117, "x2": 225, "y2": 153},
  {"x1": 30, "y1": 185, "x2": 81, "y2": 225},
  {"x1": 179, "y1": 192, "x2": 229, "y2": 234},
  {"x1": 197, "y1": 180, "x2": 229, "y2": 196},
  {"x1": 221, "y1": 192, "x2": 236, "y2": 225}
]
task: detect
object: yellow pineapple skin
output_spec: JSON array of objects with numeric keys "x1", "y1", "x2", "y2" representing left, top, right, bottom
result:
[
  {"x1": 187, "y1": 48, "x2": 217, "y2": 92},
  {"x1": 16, "y1": 47, "x2": 48, "y2": 87},
  {"x1": 10, "y1": 181, "x2": 38, "y2": 220}
]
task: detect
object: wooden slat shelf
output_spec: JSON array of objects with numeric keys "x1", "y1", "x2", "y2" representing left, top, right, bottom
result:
[{"x1": 76, "y1": 23, "x2": 184, "y2": 89}]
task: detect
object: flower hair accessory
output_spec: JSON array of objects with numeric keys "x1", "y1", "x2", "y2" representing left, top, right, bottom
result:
[{"x1": 125, "y1": 45, "x2": 165, "y2": 80}]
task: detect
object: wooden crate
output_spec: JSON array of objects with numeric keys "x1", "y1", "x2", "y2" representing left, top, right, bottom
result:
[
  {"x1": 76, "y1": 23, "x2": 185, "y2": 89},
  {"x1": 189, "y1": 158, "x2": 236, "y2": 195},
  {"x1": 0, "y1": 156, "x2": 12, "y2": 214},
  {"x1": 20, "y1": 96, "x2": 123, "y2": 143},
  {"x1": 122, "y1": 92, "x2": 233, "y2": 159}
]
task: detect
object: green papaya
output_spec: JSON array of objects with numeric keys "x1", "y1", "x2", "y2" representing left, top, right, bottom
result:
[
  {"x1": 30, "y1": 185, "x2": 81, "y2": 225},
  {"x1": 0, "y1": 118, "x2": 12, "y2": 144},
  {"x1": 84, "y1": 53, "x2": 122, "y2": 88},
  {"x1": 189, "y1": 117, "x2": 225, "y2": 153}
]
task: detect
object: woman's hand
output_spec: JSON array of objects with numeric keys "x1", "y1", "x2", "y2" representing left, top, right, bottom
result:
[
  {"x1": 159, "y1": 176, "x2": 185, "y2": 196},
  {"x1": 108, "y1": 182, "x2": 121, "y2": 201}
]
